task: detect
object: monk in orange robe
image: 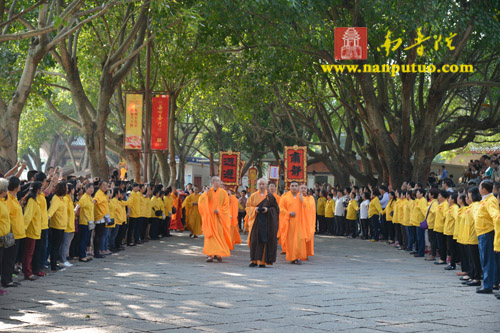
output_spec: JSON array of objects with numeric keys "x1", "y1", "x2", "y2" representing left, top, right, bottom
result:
[
  {"x1": 246, "y1": 179, "x2": 279, "y2": 267},
  {"x1": 169, "y1": 187, "x2": 184, "y2": 231},
  {"x1": 199, "y1": 177, "x2": 232, "y2": 262},
  {"x1": 269, "y1": 183, "x2": 281, "y2": 204},
  {"x1": 300, "y1": 184, "x2": 316, "y2": 258},
  {"x1": 279, "y1": 181, "x2": 307, "y2": 264},
  {"x1": 228, "y1": 190, "x2": 241, "y2": 249}
]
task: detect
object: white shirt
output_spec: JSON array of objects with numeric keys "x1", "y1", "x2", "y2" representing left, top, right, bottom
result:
[
  {"x1": 360, "y1": 200, "x2": 370, "y2": 219},
  {"x1": 335, "y1": 196, "x2": 345, "y2": 216}
]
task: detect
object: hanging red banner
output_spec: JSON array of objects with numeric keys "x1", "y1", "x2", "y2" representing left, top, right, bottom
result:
[
  {"x1": 219, "y1": 151, "x2": 240, "y2": 186},
  {"x1": 248, "y1": 166, "x2": 258, "y2": 193},
  {"x1": 284, "y1": 146, "x2": 307, "y2": 186},
  {"x1": 151, "y1": 95, "x2": 169, "y2": 151}
]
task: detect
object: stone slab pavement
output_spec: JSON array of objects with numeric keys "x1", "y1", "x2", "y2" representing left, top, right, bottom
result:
[{"x1": 1, "y1": 233, "x2": 499, "y2": 332}]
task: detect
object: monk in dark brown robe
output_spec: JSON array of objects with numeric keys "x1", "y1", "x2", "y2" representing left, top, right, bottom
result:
[{"x1": 245, "y1": 178, "x2": 279, "y2": 267}]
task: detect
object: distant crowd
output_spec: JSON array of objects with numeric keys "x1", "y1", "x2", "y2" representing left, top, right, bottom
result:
[{"x1": 1, "y1": 155, "x2": 500, "y2": 299}]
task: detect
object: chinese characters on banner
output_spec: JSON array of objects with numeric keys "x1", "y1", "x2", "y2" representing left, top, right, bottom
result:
[
  {"x1": 151, "y1": 95, "x2": 169, "y2": 150},
  {"x1": 125, "y1": 94, "x2": 143, "y2": 150},
  {"x1": 284, "y1": 146, "x2": 307, "y2": 188},
  {"x1": 248, "y1": 166, "x2": 258, "y2": 193},
  {"x1": 219, "y1": 151, "x2": 240, "y2": 186}
]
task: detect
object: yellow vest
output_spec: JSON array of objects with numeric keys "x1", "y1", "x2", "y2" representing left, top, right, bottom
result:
[
  {"x1": 475, "y1": 194, "x2": 498, "y2": 236},
  {"x1": 463, "y1": 202, "x2": 479, "y2": 245},
  {"x1": 64, "y1": 195, "x2": 75, "y2": 233},
  {"x1": 427, "y1": 200, "x2": 438, "y2": 229},
  {"x1": 93, "y1": 189, "x2": 109, "y2": 222},
  {"x1": 78, "y1": 193, "x2": 94, "y2": 225},
  {"x1": 325, "y1": 199, "x2": 334, "y2": 218},
  {"x1": 434, "y1": 201, "x2": 449, "y2": 233},
  {"x1": 444, "y1": 204, "x2": 459, "y2": 236},
  {"x1": 346, "y1": 199, "x2": 358, "y2": 220},
  {"x1": 48, "y1": 195, "x2": 68, "y2": 230},
  {"x1": 37, "y1": 194, "x2": 49, "y2": 230},
  {"x1": 368, "y1": 197, "x2": 382, "y2": 218},
  {"x1": 0, "y1": 199, "x2": 10, "y2": 237},
  {"x1": 24, "y1": 197, "x2": 41, "y2": 239},
  {"x1": 5, "y1": 193, "x2": 25, "y2": 239},
  {"x1": 317, "y1": 197, "x2": 326, "y2": 216}
]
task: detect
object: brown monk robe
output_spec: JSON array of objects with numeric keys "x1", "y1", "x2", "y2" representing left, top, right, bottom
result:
[
  {"x1": 228, "y1": 190, "x2": 241, "y2": 249},
  {"x1": 198, "y1": 177, "x2": 232, "y2": 262},
  {"x1": 300, "y1": 185, "x2": 316, "y2": 258},
  {"x1": 246, "y1": 179, "x2": 279, "y2": 267},
  {"x1": 279, "y1": 181, "x2": 307, "y2": 264}
]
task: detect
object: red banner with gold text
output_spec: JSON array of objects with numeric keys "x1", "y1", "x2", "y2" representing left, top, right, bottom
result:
[{"x1": 151, "y1": 95, "x2": 169, "y2": 150}]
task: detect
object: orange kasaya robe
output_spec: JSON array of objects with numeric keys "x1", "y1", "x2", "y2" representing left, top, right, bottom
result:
[
  {"x1": 229, "y1": 195, "x2": 241, "y2": 249},
  {"x1": 279, "y1": 191, "x2": 307, "y2": 262},
  {"x1": 199, "y1": 188, "x2": 232, "y2": 257},
  {"x1": 183, "y1": 193, "x2": 202, "y2": 236},
  {"x1": 303, "y1": 195, "x2": 316, "y2": 258},
  {"x1": 169, "y1": 193, "x2": 184, "y2": 231}
]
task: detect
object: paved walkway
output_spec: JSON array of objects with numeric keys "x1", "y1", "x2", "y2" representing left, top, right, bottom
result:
[{"x1": 0, "y1": 233, "x2": 498, "y2": 332}]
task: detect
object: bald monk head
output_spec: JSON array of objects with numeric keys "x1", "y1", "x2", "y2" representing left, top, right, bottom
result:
[
  {"x1": 300, "y1": 184, "x2": 308, "y2": 195},
  {"x1": 257, "y1": 178, "x2": 267, "y2": 193},
  {"x1": 290, "y1": 181, "x2": 299, "y2": 195},
  {"x1": 211, "y1": 176, "x2": 221, "y2": 190},
  {"x1": 268, "y1": 182, "x2": 277, "y2": 194}
]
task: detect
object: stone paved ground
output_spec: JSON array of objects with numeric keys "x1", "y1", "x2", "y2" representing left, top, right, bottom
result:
[{"x1": 1, "y1": 233, "x2": 499, "y2": 332}]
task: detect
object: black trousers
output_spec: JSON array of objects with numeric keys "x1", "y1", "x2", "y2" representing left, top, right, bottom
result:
[
  {"x1": 150, "y1": 218, "x2": 160, "y2": 239},
  {"x1": 140, "y1": 217, "x2": 149, "y2": 240},
  {"x1": 428, "y1": 229, "x2": 438, "y2": 257},
  {"x1": 1, "y1": 239, "x2": 20, "y2": 286},
  {"x1": 387, "y1": 220, "x2": 395, "y2": 241},
  {"x1": 165, "y1": 216, "x2": 171, "y2": 236},
  {"x1": 446, "y1": 235, "x2": 458, "y2": 267},
  {"x1": 458, "y1": 243, "x2": 470, "y2": 273},
  {"x1": 116, "y1": 224, "x2": 127, "y2": 249},
  {"x1": 360, "y1": 218, "x2": 370, "y2": 239},
  {"x1": 49, "y1": 228, "x2": 64, "y2": 270},
  {"x1": 400, "y1": 224, "x2": 408, "y2": 249},
  {"x1": 238, "y1": 212, "x2": 246, "y2": 231},
  {"x1": 436, "y1": 231, "x2": 447, "y2": 262},
  {"x1": 335, "y1": 215, "x2": 345, "y2": 236},
  {"x1": 69, "y1": 229, "x2": 80, "y2": 259},
  {"x1": 394, "y1": 223, "x2": 402, "y2": 244},
  {"x1": 346, "y1": 219, "x2": 356, "y2": 237},
  {"x1": 326, "y1": 217, "x2": 335, "y2": 235},
  {"x1": 32, "y1": 237, "x2": 43, "y2": 274},
  {"x1": 127, "y1": 217, "x2": 139, "y2": 245},
  {"x1": 380, "y1": 214, "x2": 388, "y2": 240},
  {"x1": 93, "y1": 223, "x2": 105, "y2": 255},
  {"x1": 468, "y1": 244, "x2": 482, "y2": 280}
]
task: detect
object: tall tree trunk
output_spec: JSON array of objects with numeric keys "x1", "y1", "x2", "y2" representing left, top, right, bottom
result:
[
  {"x1": 156, "y1": 151, "x2": 170, "y2": 186},
  {"x1": 125, "y1": 150, "x2": 142, "y2": 183},
  {"x1": 168, "y1": 93, "x2": 177, "y2": 186},
  {"x1": 85, "y1": 125, "x2": 108, "y2": 178},
  {"x1": 177, "y1": 158, "x2": 185, "y2": 189}
]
